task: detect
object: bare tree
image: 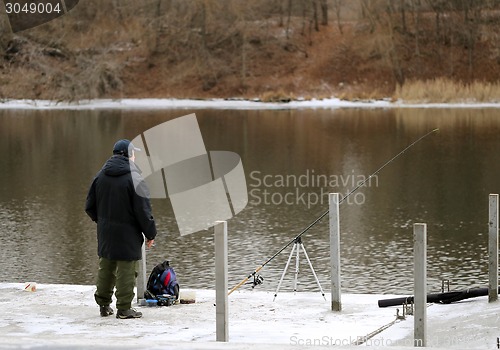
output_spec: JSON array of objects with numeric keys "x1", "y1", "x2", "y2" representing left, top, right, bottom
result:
[
  {"x1": 332, "y1": 0, "x2": 343, "y2": 34},
  {"x1": 463, "y1": 0, "x2": 482, "y2": 77},
  {"x1": 286, "y1": 0, "x2": 293, "y2": 39},
  {"x1": 151, "y1": 0, "x2": 165, "y2": 54},
  {"x1": 319, "y1": 0, "x2": 328, "y2": 25},
  {"x1": 311, "y1": 0, "x2": 319, "y2": 32},
  {"x1": 409, "y1": 0, "x2": 422, "y2": 56},
  {"x1": 0, "y1": 10, "x2": 13, "y2": 52},
  {"x1": 278, "y1": 0, "x2": 285, "y2": 27},
  {"x1": 399, "y1": 0, "x2": 407, "y2": 33},
  {"x1": 424, "y1": 0, "x2": 448, "y2": 40},
  {"x1": 360, "y1": 0, "x2": 380, "y2": 33},
  {"x1": 300, "y1": 0, "x2": 319, "y2": 36}
]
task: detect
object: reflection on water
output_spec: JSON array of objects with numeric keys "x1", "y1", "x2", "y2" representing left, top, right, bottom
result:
[{"x1": 1, "y1": 107, "x2": 499, "y2": 294}]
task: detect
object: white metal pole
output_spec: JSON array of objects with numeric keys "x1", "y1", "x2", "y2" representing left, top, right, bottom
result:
[
  {"x1": 414, "y1": 223, "x2": 427, "y2": 347},
  {"x1": 136, "y1": 237, "x2": 147, "y2": 303},
  {"x1": 274, "y1": 244, "x2": 296, "y2": 301},
  {"x1": 293, "y1": 242, "x2": 300, "y2": 293},
  {"x1": 489, "y1": 194, "x2": 498, "y2": 303},
  {"x1": 215, "y1": 221, "x2": 229, "y2": 342},
  {"x1": 329, "y1": 193, "x2": 341, "y2": 311}
]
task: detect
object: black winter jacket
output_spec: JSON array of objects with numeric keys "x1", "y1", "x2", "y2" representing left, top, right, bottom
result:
[{"x1": 85, "y1": 155, "x2": 157, "y2": 261}]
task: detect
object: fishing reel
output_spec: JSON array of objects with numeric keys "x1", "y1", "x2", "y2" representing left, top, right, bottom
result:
[
  {"x1": 253, "y1": 274, "x2": 264, "y2": 288},
  {"x1": 246, "y1": 274, "x2": 264, "y2": 289}
]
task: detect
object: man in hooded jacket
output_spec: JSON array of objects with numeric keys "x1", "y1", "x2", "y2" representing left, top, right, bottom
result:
[{"x1": 85, "y1": 139, "x2": 157, "y2": 319}]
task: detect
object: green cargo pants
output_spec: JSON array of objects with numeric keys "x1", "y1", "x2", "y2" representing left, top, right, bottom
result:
[{"x1": 94, "y1": 257, "x2": 138, "y2": 311}]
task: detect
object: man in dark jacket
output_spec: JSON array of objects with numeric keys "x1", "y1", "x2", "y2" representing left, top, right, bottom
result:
[{"x1": 85, "y1": 139, "x2": 157, "y2": 319}]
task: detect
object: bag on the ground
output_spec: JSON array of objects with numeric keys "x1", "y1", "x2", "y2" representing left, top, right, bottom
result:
[{"x1": 145, "y1": 260, "x2": 180, "y2": 304}]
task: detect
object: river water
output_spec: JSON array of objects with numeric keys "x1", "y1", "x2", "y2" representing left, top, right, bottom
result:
[{"x1": 0, "y1": 106, "x2": 499, "y2": 295}]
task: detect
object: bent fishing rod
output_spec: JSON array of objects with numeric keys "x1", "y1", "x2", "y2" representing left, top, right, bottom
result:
[{"x1": 228, "y1": 128, "x2": 439, "y2": 295}]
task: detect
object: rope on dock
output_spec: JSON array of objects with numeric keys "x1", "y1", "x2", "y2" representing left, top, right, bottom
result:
[
  {"x1": 352, "y1": 303, "x2": 433, "y2": 346},
  {"x1": 351, "y1": 316, "x2": 402, "y2": 346}
]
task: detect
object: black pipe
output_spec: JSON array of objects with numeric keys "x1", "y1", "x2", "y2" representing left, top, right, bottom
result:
[{"x1": 378, "y1": 287, "x2": 497, "y2": 308}]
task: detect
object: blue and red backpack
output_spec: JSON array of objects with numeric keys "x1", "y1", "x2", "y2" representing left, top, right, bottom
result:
[{"x1": 145, "y1": 260, "x2": 180, "y2": 300}]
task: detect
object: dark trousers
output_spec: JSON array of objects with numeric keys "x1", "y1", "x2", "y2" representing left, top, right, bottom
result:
[{"x1": 94, "y1": 257, "x2": 138, "y2": 310}]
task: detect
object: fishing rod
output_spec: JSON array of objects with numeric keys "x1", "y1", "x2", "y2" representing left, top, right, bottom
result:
[{"x1": 228, "y1": 128, "x2": 439, "y2": 295}]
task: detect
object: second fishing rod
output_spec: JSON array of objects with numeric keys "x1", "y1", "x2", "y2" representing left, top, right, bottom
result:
[{"x1": 228, "y1": 128, "x2": 439, "y2": 295}]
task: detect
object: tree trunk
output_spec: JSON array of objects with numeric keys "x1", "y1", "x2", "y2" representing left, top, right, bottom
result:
[
  {"x1": 360, "y1": 0, "x2": 376, "y2": 33},
  {"x1": 410, "y1": 0, "x2": 421, "y2": 56},
  {"x1": 153, "y1": 0, "x2": 164, "y2": 54},
  {"x1": 279, "y1": 0, "x2": 285, "y2": 27},
  {"x1": 0, "y1": 8, "x2": 13, "y2": 52},
  {"x1": 319, "y1": 0, "x2": 328, "y2": 25},
  {"x1": 200, "y1": 0, "x2": 207, "y2": 49},
  {"x1": 466, "y1": 1, "x2": 482, "y2": 78},
  {"x1": 301, "y1": 0, "x2": 307, "y2": 35},
  {"x1": 435, "y1": 10, "x2": 441, "y2": 38},
  {"x1": 400, "y1": 0, "x2": 407, "y2": 32},
  {"x1": 286, "y1": 0, "x2": 292, "y2": 39},
  {"x1": 311, "y1": 0, "x2": 319, "y2": 32},
  {"x1": 240, "y1": 29, "x2": 247, "y2": 88},
  {"x1": 332, "y1": 0, "x2": 343, "y2": 34}
]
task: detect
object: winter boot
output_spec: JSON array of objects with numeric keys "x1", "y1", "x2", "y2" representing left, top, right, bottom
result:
[
  {"x1": 116, "y1": 308, "x2": 142, "y2": 319},
  {"x1": 100, "y1": 305, "x2": 114, "y2": 317}
]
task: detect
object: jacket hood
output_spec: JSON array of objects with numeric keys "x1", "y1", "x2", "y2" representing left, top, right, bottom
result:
[{"x1": 102, "y1": 155, "x2": 134, "y2": 177}]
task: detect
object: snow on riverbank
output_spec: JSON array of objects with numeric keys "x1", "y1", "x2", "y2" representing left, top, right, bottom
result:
[
  {"x1": 0, "y1": 98, "x2": 500, "y2": 110},
  {"x1": 1, "y1": 282, "x2": 499, "y2": 349}
]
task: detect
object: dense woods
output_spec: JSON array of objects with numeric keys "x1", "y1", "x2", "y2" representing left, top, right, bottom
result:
[{"x1": 1, "y1": 0, "x2": 500, "y2": 101}]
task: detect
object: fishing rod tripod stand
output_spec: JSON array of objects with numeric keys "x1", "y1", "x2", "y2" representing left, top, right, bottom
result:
[{"x1": 273, "y1": 236, "x2": 326, "y2": 301}]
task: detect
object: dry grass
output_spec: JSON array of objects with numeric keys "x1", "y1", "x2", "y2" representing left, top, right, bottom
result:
[
  {"x1": 258, "y1": 89, "x2": 296, "y2": 103},
  {"x1": 394, "y1": 78, "x2": 500, "y2": 103}
]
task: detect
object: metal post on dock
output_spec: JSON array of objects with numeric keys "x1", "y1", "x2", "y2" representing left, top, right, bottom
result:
[
  {"x1": 215, "y1": 221, "x2": 229, "y2": 342},
  {"x1": 329, "y1": 193, "x2": 341, "y2": 312},
  {"x1": 136, "y1": 237, "x2": 147, "y2": 303},
  {"x1": 489, "y1": 194, "x2": 498, "y2": 303},
  {"x1": 414, "y1": 223, "x2": 427, "y2": 347}
]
